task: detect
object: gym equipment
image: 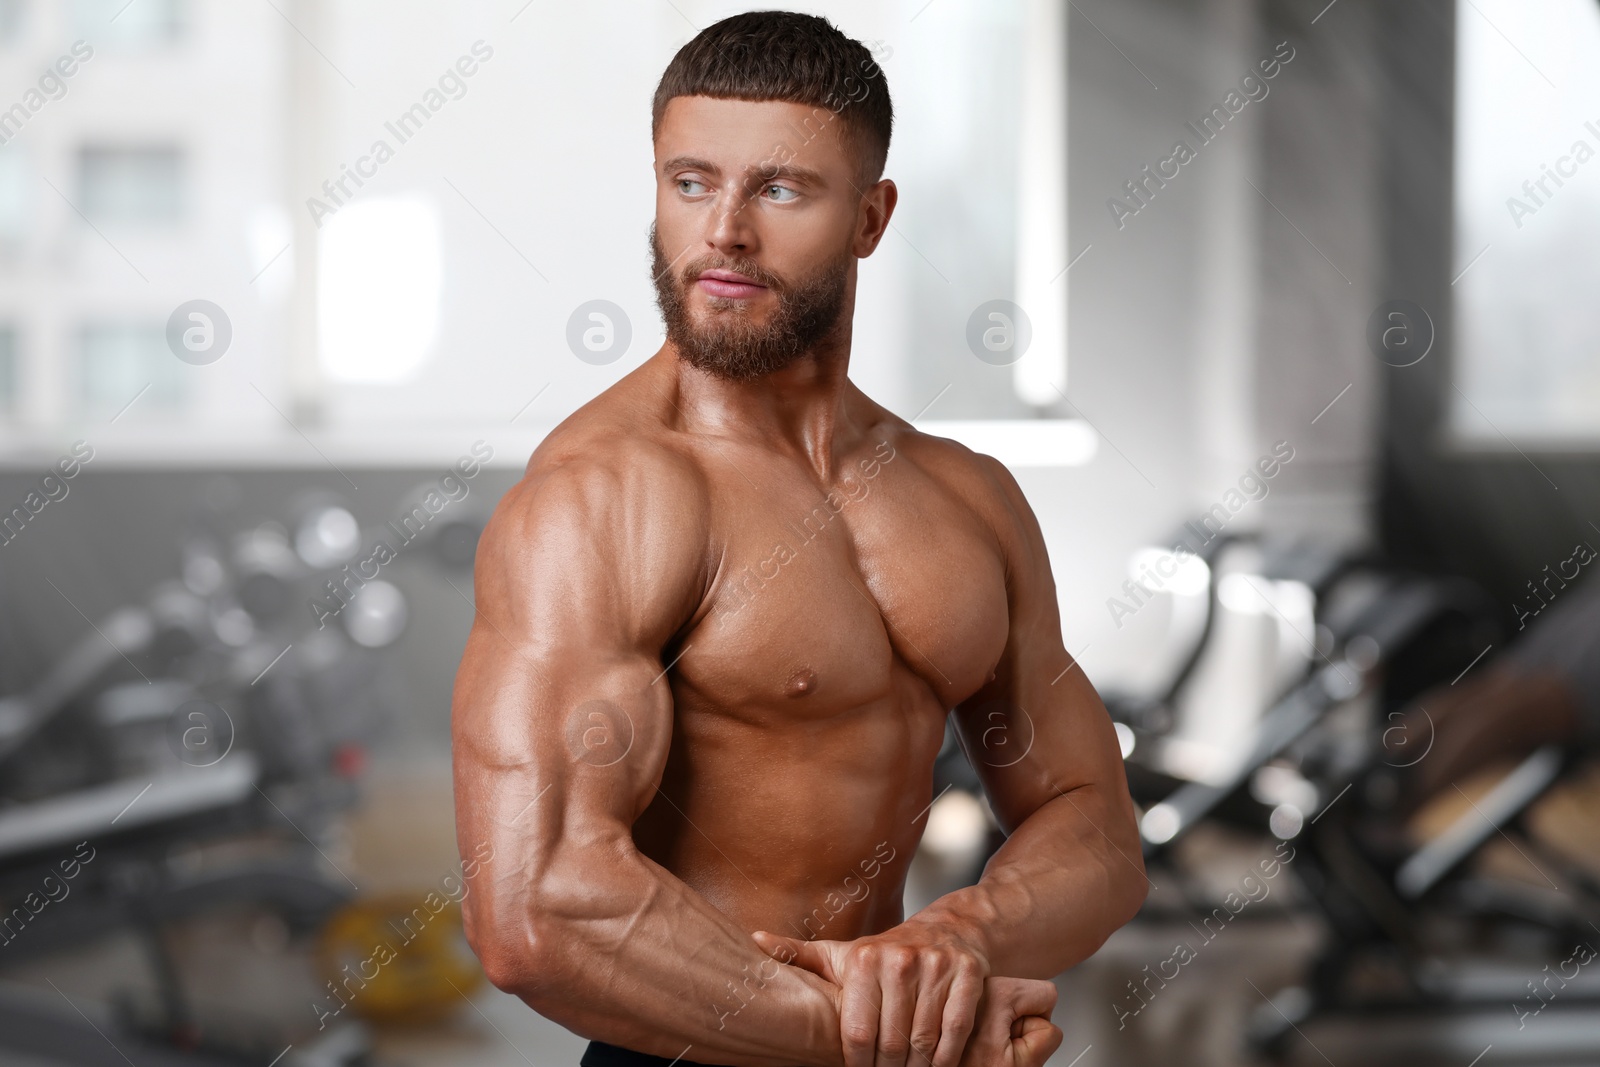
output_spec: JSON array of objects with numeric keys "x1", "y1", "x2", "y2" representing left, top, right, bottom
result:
[
  {"x1": 1253, "y1": 720, "x2": 1600, "y2": 1060},
  {"x1": 0, "y1": 484, "x2": 413, "y2": 1065},
  {"x1": 314, "y1": 894, "x2": 484, "y2": 1026},
  {"x1": 1103, "y1": 521, "x2": 1600, "y2": 1062},
  {"x1": 1104, "y1": 528, "x2": 1497, "y2": 855}
]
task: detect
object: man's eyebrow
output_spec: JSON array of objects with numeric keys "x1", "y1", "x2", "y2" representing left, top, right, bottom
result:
[
  {"x1": 756, "y1": 162, "x2": 828, "y2": 187},
  {"x1": 660, "y1": 155, "x2": 719, "y2": 176},
  {"x1": 660, "y1": 155, "x2": 828, "y2": 187}
]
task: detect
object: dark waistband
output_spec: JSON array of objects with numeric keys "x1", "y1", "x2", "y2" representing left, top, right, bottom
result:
[{"x1": 580, "y1": 1040, "x2": 715, "y2": 1067}]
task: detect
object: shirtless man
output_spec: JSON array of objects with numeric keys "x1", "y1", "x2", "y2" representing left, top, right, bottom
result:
[{"x1": 451, "y1": 12, "x2": 1146, "y2": 1067}]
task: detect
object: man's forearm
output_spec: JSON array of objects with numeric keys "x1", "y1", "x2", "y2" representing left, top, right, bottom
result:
[
  {"x1": 488, "y1": 847, "x2": 844, "y2": 1067},
  {"x1": 906, "y1": 786, "x2": 1147, "y2": 979}
]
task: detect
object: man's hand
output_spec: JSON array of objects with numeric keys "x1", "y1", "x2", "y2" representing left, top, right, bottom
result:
[
  {"x1": 955, "y1": 978, "x2": 1061, "y2": 1067},
  {"x1": 754, "y1": 923, "x2": 1014, "y2": 1067}
]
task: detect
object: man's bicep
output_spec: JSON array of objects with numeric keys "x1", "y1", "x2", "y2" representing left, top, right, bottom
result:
[
  {"x1": 450, "y1": 457, "x2": 703, "y2": 949},
  {"x1": 451, "y1": 621, "x2": 674, "y2": 848},
  {"x1": 952, "y1": 455, "x2": 1130, "y2": 832}
]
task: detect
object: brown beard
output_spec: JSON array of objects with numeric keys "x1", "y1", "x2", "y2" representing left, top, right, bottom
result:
[{"x1": 649, "y1": 222, "x2": 851, "y2": 382}]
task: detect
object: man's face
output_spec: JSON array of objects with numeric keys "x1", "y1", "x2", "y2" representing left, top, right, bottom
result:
[{"x1": 651, "y1": 95, "x2": 875, "y2": 381}]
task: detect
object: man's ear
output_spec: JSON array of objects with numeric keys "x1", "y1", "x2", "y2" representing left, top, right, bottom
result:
[{"x1": 854, "y1": 178, "x2": 897, "y2": 257}]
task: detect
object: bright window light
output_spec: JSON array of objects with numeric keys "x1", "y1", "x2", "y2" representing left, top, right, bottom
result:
[
  {"x1": 247, "y1": 204, "x2": 293, "y2": 303},
  {"x1": 917, "y1": 419, "x2": 1096, "y2": 467},
  {"x1": 317, "y1": 196, "x2": 441, "y2": 384},
  {"x1": 1452, "y1": 0, "x2": 1600, "y2": 442}
]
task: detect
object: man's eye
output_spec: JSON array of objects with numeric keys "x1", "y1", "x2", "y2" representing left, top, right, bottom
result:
[
  {"x1": 763, "y1": 184, "x2": 798, "y2": 202},
  {"x1": 678, "y1": 179, "x2": 707, "y2": 195}
]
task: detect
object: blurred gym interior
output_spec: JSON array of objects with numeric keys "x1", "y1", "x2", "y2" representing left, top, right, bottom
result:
[{"x1": 2, "y1": 0, "x2": 1598, "y2": 1064}]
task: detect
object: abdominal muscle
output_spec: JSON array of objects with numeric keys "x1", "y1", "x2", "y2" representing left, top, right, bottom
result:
[{"x1": 632, "y1": 672, "x2": 950, "y2": 942}]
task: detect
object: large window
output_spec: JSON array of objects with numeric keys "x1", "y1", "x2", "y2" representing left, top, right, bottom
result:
[
  {"x1": 73, "y1": 0, "x2": 186, "y2": 45},
  {"x1": 1452, "y1": 0, "x2": 1600, "y2": 445},
  {"x1": 78, "y1": 322, "x2": 183, "y2": 416},
  {"x1": 77, "y1": 145, "x2": 185, "y2": 224}
]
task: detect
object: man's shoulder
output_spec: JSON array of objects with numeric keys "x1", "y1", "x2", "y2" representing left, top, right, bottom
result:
[
  {"x1": 531, "y1": 358, "x2": 695, "y2": 467},
  {"x1": 504, "y1": 429, "x2": 707, "y2": 534},
  {"x1": 888, "y1": 420, "x2": 1023, "y2": 514},
  {"x1": 470, "y1": 392, "x2": 713, "y2": 641},
  {"x1": 876, "y1": 419, "x2": 1041, "y2": 576},
  {"x1": 528, "y1": 359, "x2": 705, "y2": 487},
  {"x1": 531, "y1": 419, "x2": 702, "y2": 493},
  {"x1": 483, "y1": 385, "x2": 711, "y2": 571}
]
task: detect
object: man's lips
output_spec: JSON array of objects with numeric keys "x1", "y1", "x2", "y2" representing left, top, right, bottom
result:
[{"x1": 695, "y1": 269, "x2": 769, "y2": 299}]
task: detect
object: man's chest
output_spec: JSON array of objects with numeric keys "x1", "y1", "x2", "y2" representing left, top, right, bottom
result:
[{"x1": 672, "y1": 445, "x2": 1011, "y2": 715}]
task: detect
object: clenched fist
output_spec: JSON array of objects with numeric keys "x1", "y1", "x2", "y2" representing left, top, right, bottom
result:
[{"x1": 956, "y1": 977, "x2": 1061, "y2": 1067}]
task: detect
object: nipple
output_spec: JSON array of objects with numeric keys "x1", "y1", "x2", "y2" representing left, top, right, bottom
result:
[{"x1": 785, "y1": 667, "x2": 818, "y2": 697}]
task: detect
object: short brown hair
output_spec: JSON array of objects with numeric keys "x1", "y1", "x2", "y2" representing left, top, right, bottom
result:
[{"x1": 651, "y1": 10, "x2": 893, "y2": 187}]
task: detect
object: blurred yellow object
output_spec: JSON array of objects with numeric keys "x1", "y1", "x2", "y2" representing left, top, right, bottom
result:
[{"x1": 315, "y1": 892, "x2": 484, "y2": 1025}]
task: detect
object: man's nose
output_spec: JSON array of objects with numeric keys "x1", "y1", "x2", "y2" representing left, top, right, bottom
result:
[{"x1": 704, "y1": 186, "x2": 756, "y2": 254}]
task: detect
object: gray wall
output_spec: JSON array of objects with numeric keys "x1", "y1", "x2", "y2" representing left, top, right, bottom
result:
[{"x1": 0, "y1": 467, "x2": 507, "y2": 753}]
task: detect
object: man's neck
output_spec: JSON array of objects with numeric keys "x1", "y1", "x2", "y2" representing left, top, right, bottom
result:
[{"x1": 666, "y1": 327, "x2": 865, "y2": 480}]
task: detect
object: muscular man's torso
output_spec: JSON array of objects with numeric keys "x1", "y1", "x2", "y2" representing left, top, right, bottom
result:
[{"x1": 549, "y1": 356, "x2": 1015, "y2": 943}]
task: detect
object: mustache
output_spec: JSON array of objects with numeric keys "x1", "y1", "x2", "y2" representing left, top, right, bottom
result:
[
  {"x1": 683, "y1": 257, "x2": 785, "y2": 291},
  {"x1": 647, "y1": 222, "x2": 785, "y2": 291}
]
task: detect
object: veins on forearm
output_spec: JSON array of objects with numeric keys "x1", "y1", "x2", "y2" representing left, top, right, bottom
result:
[
  {"x1": 913, "y1": 791, "x2": 1130, "y2": 970},
  {"x1": 539, "y1": 859, "x2": 838, "y2": 1065}
]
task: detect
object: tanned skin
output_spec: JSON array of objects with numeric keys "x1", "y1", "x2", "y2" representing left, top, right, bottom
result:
[{"x1": 451, "y1": 95, "x2": 1147, "y2": 1067}]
